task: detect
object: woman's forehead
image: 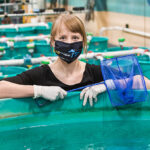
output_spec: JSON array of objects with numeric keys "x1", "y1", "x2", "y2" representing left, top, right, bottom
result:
[{"x1": 56, "y1": 23, "x2": 81, "y2": 36}]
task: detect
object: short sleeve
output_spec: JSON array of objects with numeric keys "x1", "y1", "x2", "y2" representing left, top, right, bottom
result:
[{"x1": 2, "y1": 66, "x2": 44, "y2": 85}]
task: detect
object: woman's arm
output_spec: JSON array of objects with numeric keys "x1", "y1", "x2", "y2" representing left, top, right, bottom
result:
[
  {"x1": 0, "y1": 80, "x2": 67, "y2": 101},
  {"x1": 144, "y1": 77, "x2": 150, "y2": 89},
  {"x1": 132, "y1": 75, "x2": 150, "y2": 89},
  {"x1": 0, "y1": 80, "x2": 34, "y2": 99}
]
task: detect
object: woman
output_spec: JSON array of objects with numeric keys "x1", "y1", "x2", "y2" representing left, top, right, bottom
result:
[{"x1": 1, "y1": 14, "x2": 150, "y2": 106}]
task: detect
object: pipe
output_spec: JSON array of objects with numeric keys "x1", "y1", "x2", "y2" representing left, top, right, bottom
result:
[
  {"x1": 0, "y1": 23, "x2": 49, "y2": 29},
  {"x1": 0, "y1": 10, "x2": 86, "y2": 18},
  {"x1": 100, "y1": 26, "x2": 122, "y2": 36},
  {"x1": 95, "y1": 55, "x2": 104, "y2": 61},
  {"x1": 100, "y1": 26, "x2": 150, "y2": 38},
  {"x1": 0, "y1": 35, "x2": 50, "y2": 42},
  {"x1": 0, "y1": 56, "x2": 54, "y2": 66},
  {"x1": 0, "y1": 48, "x2": 146, "y2": 66},
  {"x1": 100, "y1": 49, "x2": 145, "y2": 57},
  {"x1": 0, "y1": 3, "x2": 22, "y2": 7},
  {"x1": 0, "y1": 12, "x2": 65, "y2": 18},
  {"x1": 145, "y1": 52, "x2": 150, "y2": 57},
  {"x1": 0, "y1": 24, "x2": 15, "y2": 29},
  {"x1": 15, "y1": 22, "x2": 49, "y2": 28}
]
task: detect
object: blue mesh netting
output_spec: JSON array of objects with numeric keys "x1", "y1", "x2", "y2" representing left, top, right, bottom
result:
[{"x1": 101, "y1": 55, "x2": 148, "y2": 106}]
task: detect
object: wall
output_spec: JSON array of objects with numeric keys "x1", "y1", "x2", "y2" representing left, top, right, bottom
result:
[
  {"x1": 46, "y1": 0, "x2": 150, "y2": 47},
  {"x1": 77, "y1": 0, "x2": 150, "y2": 47}
]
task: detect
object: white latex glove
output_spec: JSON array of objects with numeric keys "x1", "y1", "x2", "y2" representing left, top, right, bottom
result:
[
  {"x1": 80, "y1": 80, "x2": 115, "y2": 107},
  {"x1": 80, "y1": 84, "x2": 106, "y2": 107},
  {"x1": 33, "y1": 85, "x2": 67, "y2": 101}
]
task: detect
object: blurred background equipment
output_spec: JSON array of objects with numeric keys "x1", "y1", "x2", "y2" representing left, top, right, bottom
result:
[
  {"x1": 85, "y1": 0, "x2": 95, "y2": 21},
  {"x1": 0, "y1": 0, "x2": 149, "y2": 79},
  {"x1": 1, "y1": 13, "x2": 11, "y2": 24}
]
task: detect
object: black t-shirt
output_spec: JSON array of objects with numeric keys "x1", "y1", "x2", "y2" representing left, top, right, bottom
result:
[{"x1": 3, "y1": 63, "x2": 104, "y2": 91}]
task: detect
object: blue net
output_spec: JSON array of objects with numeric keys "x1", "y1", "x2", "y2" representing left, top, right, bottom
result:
[{"x1": 101, "y1": 55, "x2": 148, "y2": 106}]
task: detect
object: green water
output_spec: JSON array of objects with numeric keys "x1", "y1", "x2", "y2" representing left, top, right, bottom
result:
[{"x1": 0, "y1": 120, "x2": 150, "y2": 150}]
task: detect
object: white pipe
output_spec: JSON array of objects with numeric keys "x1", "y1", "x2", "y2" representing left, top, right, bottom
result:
[
  {"x1": 100, "y1": 26, "x2": 122, "y2": 36},
  {"x1": 101, "y1": 49, "x2": 145, "y2": 57},
  {"x1": 13, "y1": 35, "x2": 50, "y2": 42},
  {"x1": 0, "y1": 3, "x2": 22, "y2": 6},
  {"x1": 0, "y1": 56, "x2": 56, "y2": 66},
  {"x1": 0, "y1": 22, "x2": 49, "y2": 29},
  {"x1": 15, "y1": 22, "x2": 49, "y2": 28},
  {"x1": 0, "y1": 10, "x2": 87, "y2": 18},
  {"x1": 0, "y1": 24, "x2": 15, "y2": 29},
  {"x1": 0, "y1": 48, "x2": 146, "y2": 66},
  {"x1": 0, "y1": 35, "x2": 50, "y2": 42},
  {"x1": 100, "y1": 26, "x2": 150, "y2": 38},
  {"x1": 0, "y1": 12, "x2": 68, "y2": 18},
  {"x1": 144, "y1": 52, "x2": 150, "y2": 58},
  {"x1": 95, "y1": 55, "x2": 104, "y2": 61}
]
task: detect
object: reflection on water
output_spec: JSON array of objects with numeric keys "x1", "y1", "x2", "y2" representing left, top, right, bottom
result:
[{"x1": 0, "y1": 120, "x2": 150, "y2": 150}]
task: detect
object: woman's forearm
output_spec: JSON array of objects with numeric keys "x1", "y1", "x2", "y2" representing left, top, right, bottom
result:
[
  {"x1": 144, "y1": 77, "x2": 150, "y2": 89},
  {"x1": 0, "y1": 80, "x2": 34, "y2": 99}
]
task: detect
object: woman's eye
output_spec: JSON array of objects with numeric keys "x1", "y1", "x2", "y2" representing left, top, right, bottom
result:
[
  {"x1": 59, "y1": 36, "x2": 66, "y2": 40},
  {"x1": 72, "y1": 36, "x2": 79, "y2": 40}
]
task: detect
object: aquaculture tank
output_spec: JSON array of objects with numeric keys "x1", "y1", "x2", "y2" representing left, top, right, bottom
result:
[{"x1": 0, "y1": 91, "x2": 150, "y2": 150}]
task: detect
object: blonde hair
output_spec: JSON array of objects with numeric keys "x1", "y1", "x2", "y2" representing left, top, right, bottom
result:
[{"x1": 50, "y1": 14, "x2": 87, "y2": 53}]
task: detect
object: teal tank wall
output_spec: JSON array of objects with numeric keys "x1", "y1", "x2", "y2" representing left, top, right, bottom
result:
[{"x1": 0, "y1": 91, "x2": 150, "y2": 149}]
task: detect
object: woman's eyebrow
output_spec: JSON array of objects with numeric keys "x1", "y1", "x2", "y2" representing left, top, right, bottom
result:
[
  {"x1": 72, "y1": 32, "x2": 80, "y2": 34},
  {"x1": 72, "y1": 34, "x2": 80, "y2": 36},
  {"x1": 73, "y1": 32, "x2": 82, "y2": 35},
  {"x1": 57, "y1": 33, "x2": 66, "y2": 36}
]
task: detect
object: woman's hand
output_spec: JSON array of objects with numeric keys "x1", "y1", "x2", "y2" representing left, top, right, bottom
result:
[
  {"x1": 80, "y1": 84, "x2": 106, "y2": 107},
  {"x1": 33, "y1": 85, "x2": 67, "y2": 101}
]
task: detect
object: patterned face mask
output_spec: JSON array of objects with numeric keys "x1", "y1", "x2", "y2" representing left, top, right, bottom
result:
[{"x1": 54, "y1": 40, "x2": 83, "y2": 63}]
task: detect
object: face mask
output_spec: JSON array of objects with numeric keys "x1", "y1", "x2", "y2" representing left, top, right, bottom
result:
[{"x1": 54, "y1": 40, "x2": 83, "y2": 64}]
